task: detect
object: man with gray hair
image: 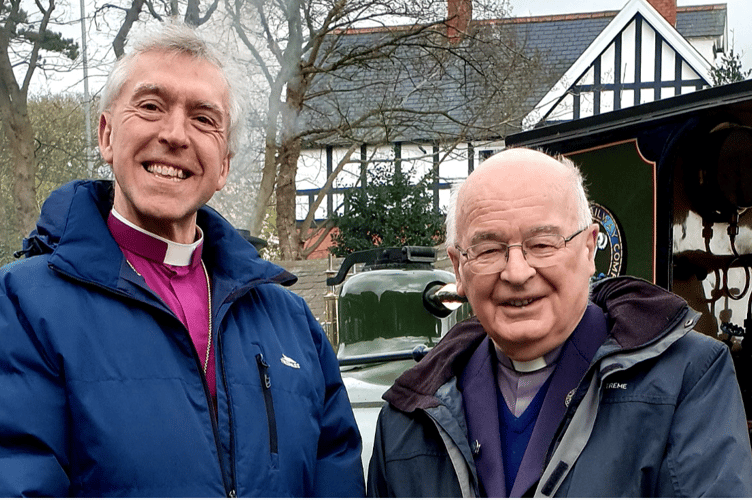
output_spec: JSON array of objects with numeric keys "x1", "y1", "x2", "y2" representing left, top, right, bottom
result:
[
  {"x1": 0, "y1": 21, "x2": 364, "y2": 496},
  {"x1": 367, "y1": 147, "x2": 751, "y2": 497}
]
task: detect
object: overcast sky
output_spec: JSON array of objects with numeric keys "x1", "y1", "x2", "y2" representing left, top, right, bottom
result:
[
  {"x1": 508, "y1": 0, "x2": 752, "y2": 71},
  {"x1": 39, "y1": 0, "x2": 751, "y2": 96}
]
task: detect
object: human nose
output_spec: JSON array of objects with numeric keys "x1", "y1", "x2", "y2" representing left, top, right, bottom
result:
[
  {"x1": 500, "y1": 244, "x2": 536, "y2": 283},
  {"x1": 158, "y1": 109, "x2": 189, "y2": 149}
]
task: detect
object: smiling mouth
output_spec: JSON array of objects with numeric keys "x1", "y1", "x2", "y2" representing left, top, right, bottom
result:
[
  {"x1": 503, "y1": 297, "x2": 539, "y2": 308},
  {"x1": 144, "y1": 163, "x2": 190, "y2": 181}
]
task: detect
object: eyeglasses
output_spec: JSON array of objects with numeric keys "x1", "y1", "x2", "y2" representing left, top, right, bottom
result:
[{"x1": 455, "y1": 227, "x2": 588, "y2": 275}]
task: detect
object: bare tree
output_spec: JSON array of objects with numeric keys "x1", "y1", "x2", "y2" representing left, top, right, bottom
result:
[
  {"x1": 95, "y1": 0, "x2": 220, "y2": 56},
  {"x1": 0, "y1": 93, "x2": 104, "y2": 265},
  {"x1": 226, "y1": 0, "x2": 548, "y2": 260},
  {"x1": 0, "y1": 0, "x2": 79, "y2": 239}
]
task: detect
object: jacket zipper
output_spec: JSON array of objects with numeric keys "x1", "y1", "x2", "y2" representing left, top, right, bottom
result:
[
  {"x1": 157, "y1": 305, "x2": 237, "y2": 496},
  {"x1": 539, "y1": 318, "x2": 693, "y2": 497},
  {"x1": 215, "y1": 325, "x2": 237, "y2": 497},
  {"x1": 256, "y1": 353, "x2": 279, "y2": 455}
]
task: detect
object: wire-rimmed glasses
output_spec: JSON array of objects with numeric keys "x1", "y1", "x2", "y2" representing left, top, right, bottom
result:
[{"x1": 454, "y1": 227, "x2": 588, "y2": 275}]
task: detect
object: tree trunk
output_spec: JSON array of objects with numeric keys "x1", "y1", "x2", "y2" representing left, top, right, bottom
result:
[
  {"x1": 275, "y1": 70, "x2": 306, "y2": 260},
  {"x1": 0, "y1": 0, "x2": 53, "y2": 241},
  {"x1": 3, "y1": 102, "x2": 39, "y2": 238},
  {"x1": 276, "y1": 136, "x2": 302, "y2": 260},
  {"x1": 247, "y1": 136, "x2": 278, "y2": 236},
  {"x1": 248, "y1": 119, "x2": 277, "y2": 236},
  {"x1": 248, "y1": 90, "x2": 283, "y2": 236}
]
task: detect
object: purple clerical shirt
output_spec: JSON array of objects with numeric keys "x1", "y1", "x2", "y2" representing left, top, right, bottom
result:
[
  {"x1": 107, "y1": 210, "x2": 216, "y2": 403},
  {"x1": 495, "y1": 344, "x2": 562, "y2": 417}
]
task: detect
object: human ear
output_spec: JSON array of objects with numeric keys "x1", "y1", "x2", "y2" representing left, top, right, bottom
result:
[
  {"x1": 98, "y1": 113, "x2": 114, "y2": 165},
  {"x1": 447, "y1": 246, "x2": 467, "y2": 297},
  {"x1": 584, "y1": 223, "x2": 599, "y2": 275},
  {"x1": 585, "y1": 223, "x2": 599, "y2": 261},
  {"x1": 215, "y1": 154, "x2": 231, "y2": 192}
]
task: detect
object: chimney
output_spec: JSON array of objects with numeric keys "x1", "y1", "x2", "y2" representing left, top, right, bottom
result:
[
  {"x1": 647, "y1": 0, "x2": 677, "y2": 27},
  {"x1": 447, "y1": 0, "x2": 472, "y2": 43}
]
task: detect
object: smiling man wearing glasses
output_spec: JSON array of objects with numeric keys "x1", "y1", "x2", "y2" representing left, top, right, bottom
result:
[{"x1": 367, "y1": 148, "x2": 752, "y2": 497}]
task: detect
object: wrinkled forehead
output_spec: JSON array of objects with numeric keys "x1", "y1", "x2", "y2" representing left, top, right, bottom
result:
[
  {"x1": 128, "y1": 50, "x2": 227, "y2": 89},
  {"x1": 456, "y1": 155, "x2": 576, "y2": 236},
  {"x1": 127, "y1": 50, "x2": 229, "y2": 110}
]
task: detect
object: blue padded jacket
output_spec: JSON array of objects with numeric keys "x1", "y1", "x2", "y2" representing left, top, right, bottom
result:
[{"x1": 0, "y1": 180, "x2": 364, "y2": 497}]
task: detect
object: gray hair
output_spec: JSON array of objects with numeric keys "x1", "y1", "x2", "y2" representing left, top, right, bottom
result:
[
  {"x1": 445, "y1": 182, "x2": 462, "y2": 248},
  {"x1": 444, "y1": 149, "x2": 592, "y2": 247},
  {"x1": 99, "y1": 19, "x2": 246, "y2": 156},
  {"x1": 556, "y1": 153, "x2": 593, "y2": 229}
]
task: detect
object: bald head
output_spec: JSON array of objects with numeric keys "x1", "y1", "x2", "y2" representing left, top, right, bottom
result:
[{"x1": 446, "y1": 148, "x2": 591, "y2": 248}]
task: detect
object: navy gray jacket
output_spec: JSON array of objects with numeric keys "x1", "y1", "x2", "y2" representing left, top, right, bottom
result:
[
  {"x1": 367, "y1": 277, "x2": 752, "y2": 497},
  {"x1": 0, "y1": 180, "x2": 365, "y2": 497}
]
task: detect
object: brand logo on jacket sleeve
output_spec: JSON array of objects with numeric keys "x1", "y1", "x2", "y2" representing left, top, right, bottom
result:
[{"x1": 605, "y1": 382, "x2": 627, "y2": 390}]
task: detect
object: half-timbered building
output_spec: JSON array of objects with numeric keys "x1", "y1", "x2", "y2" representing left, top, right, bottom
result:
[{"x1": 296, "y1": 0, "x2": 728, "y2": 257}]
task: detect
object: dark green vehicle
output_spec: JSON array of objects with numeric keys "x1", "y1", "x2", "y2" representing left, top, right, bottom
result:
[{"x1": 327, "y1": 246, "x2": 468, "y2": 468}]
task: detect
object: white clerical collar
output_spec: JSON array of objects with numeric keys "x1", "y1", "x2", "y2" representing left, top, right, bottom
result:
[
  {"x1": 511, "y1": 357, "x2": 548, "y2": 373},
  {"x1": 497, "y1": 343, "x2": 563, "y2": 374},
  {"x1": 110, "y1": 209, "x2": 203, "y2": 266}
]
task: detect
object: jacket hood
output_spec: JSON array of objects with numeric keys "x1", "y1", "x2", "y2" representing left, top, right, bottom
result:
[
  {"x1": 17, "y1": 179, "x2": 296, "y2": 288},
  {"x1": 17, "y1": 180, "x2": 112, "y2": 259},
  {"x1": 589, "y1": 276, "x2": 689, "y2": 350},
  {"x1": 384, "y1": 276, "x2": 690, "y2": 412}
]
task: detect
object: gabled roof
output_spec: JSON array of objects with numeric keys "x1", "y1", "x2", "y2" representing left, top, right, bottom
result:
[
  {"x1": 303, "y1": 2, "x2": 727, "y2": 147},
  {"x1": 503, "y1": 13, "x2": 617, "y2": 126},
  {"x1": 507, "y1": 78, "x2": 752, "y2": 155},
  {"x1": 526, "y1": 0, "x2": 718, "y2": 126}
]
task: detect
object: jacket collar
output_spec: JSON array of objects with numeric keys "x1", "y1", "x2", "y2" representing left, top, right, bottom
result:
[
  {"x1": 384, "y1": 276, "x2": 690, "y2": 413},
  {"x1": 383, "y1": 317, "x2": 486, "y2": 412},
  {"x1": 20, "y1": 180, "x2": 296, "y2": 293}
]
